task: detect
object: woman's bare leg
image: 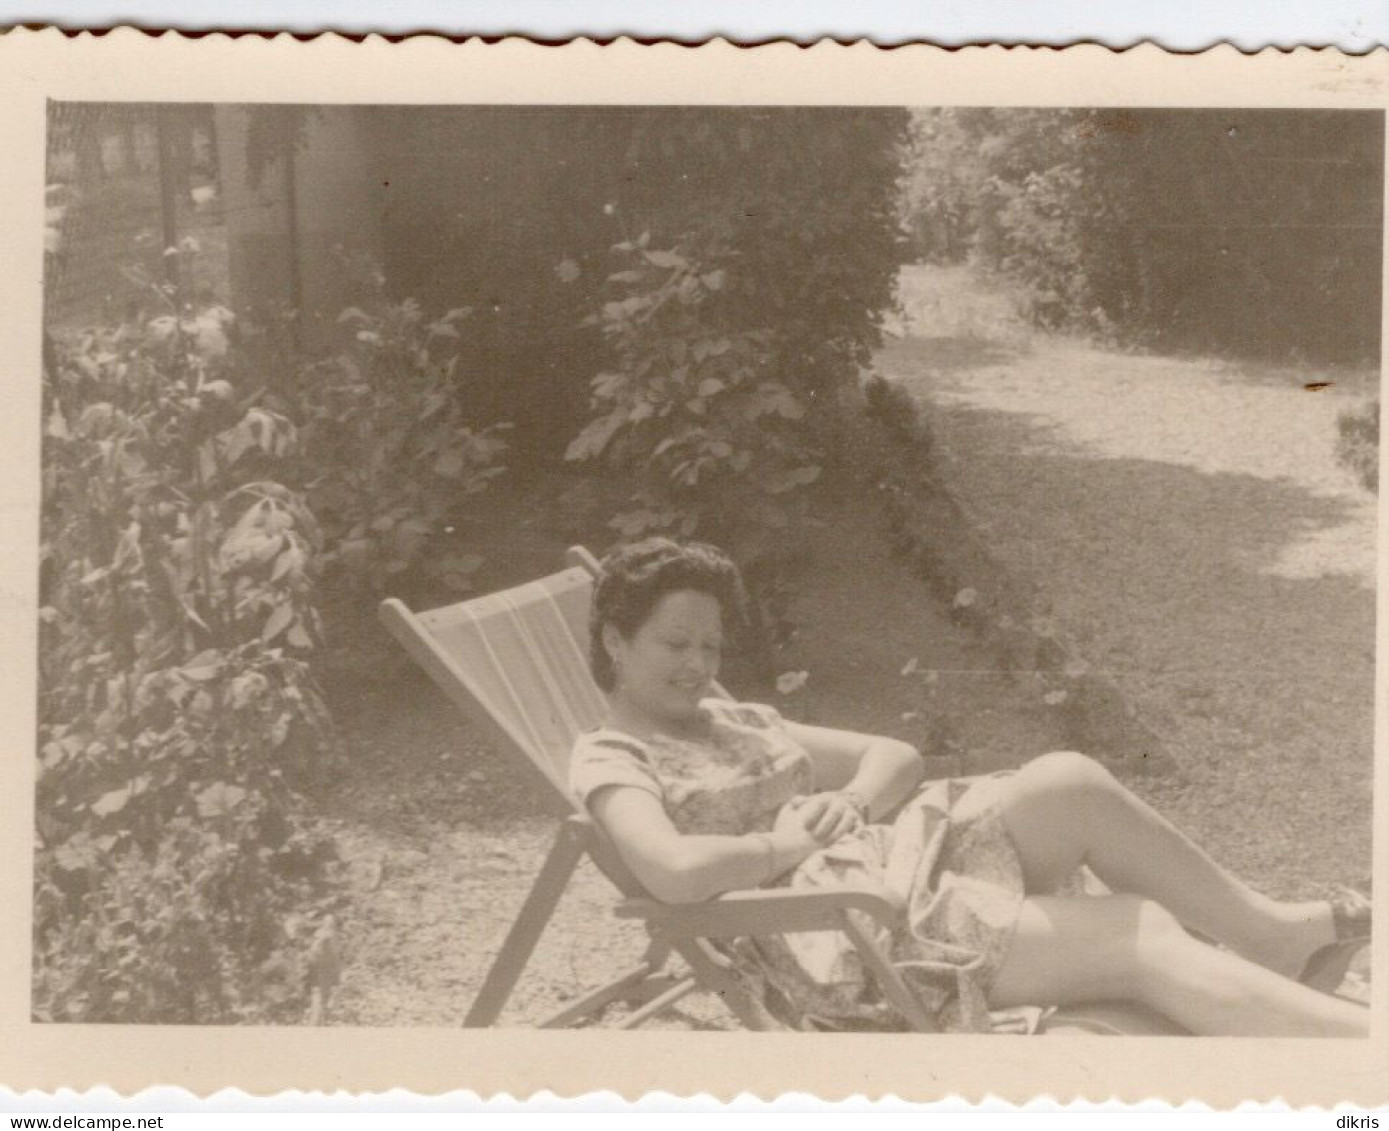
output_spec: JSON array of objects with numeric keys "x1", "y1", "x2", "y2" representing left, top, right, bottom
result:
[
  {"x1": 995, "y1": 752, "x2": 1337, "y2": 976},
  {"x1": 990, "y1": 895, "x2": 1368, "y2": 1037}
]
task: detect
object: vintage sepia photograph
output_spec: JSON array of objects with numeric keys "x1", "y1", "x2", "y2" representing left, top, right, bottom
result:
[
  {"x1": 34, "y1": 99, "x2": 1379, "y2": 1039},
  {"x1": 2, "y1": 33, "x2": 1385, "y2": 1105}
]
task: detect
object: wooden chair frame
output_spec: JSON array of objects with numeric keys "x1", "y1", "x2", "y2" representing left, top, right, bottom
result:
[
  {"x1": 380, "y1": 545, "x2": 937, "y2": 1031},
  {"x1": 381, "y1": 545, "x2": 1185, "y2": 1036}
]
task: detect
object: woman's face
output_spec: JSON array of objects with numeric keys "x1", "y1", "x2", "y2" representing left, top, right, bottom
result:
[{"x1": 606, "y1": 589, "x2": 724, "y2": 724}]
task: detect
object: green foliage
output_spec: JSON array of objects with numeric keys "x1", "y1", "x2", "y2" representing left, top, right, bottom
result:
[
  {"x1": 34, "y1": 815, "x2": 332, "y2": 1023},
  {"x1": 366, "y1": 108, "x2": 908, "y2": 462},
  {"x1": 567, "y1": 236, "x2": 819, "y2": 556},
  {"x1": 974, "y1": 161, "x2": 1109, "y2": 333},
  {"x1": 1337, "y1": 400, "x2": 1379, "y2": 493},
  {"x1": 37, "y1": 642, "x2": 331, "y2": 860},
  {"x1": 902, "y1": 108, "x2": 1382, "y2": 362},
  {"x1": 41, "y1": 317, "x2": 321, "y2": 683},
  {"x1": 898, "y1": 110, "x2": 988, "y2": 265},
  {"x1": 903, "y1": 109, "x2": 1124, "y2": 336},
  {"x1": 293, "y1": 266, "x2": 510, "y2": 599},
  {"x1": 37, "y1": 293, "x2": 335, "y2": 1023},
  {"x1": 563, "y1": 111, "x2": 909, "y2": 657},
  {"x1": 614, "y1": 110, "x2": 910, "y2": 404}
]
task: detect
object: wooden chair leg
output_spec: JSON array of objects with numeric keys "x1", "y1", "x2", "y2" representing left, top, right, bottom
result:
[
  {"x1": 465, "y1": 819, "x2": 588, "y2": 1027},
  {"x1": 537, "y1": 939, "x2": 680, "y2": 1028},
  {"x1": 670, "y1": 937, "x2": 782, "y2": 1031},
  {"x1": 839, "y1": 910, "x2": 939, "y2": 1033},
  {"x1": 538, "y1": 963, "x2": 670, "y2": 1028},
  {"x1": 614, "y1": 976, "x2": 700, "y2": 1030}
]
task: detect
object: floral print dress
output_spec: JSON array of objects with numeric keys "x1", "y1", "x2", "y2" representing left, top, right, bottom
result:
[{"x1": 568, "y1": 699, "x2": 1029, "y2": 1032}]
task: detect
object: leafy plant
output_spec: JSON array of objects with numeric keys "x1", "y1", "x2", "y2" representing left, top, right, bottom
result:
[
  {"x1": 568, "y1": 236, "x2": 820, "y2": 549},
  {"x1": 41, "y1": 315, "x2": 321, "y2": 693},
  {"x1": 902, "y1": 108, "x2": 1380, "y2": 363},
  {"x1": 361, "y1": 108, "x2": 908, "y2": 460},
  {"x1": 36, "y1": 282, "x2": 336, "y2": 1023},
  {"x1": 977, "y1": 163, "x2": 1101, "y2": 332},
  {"x1": 34, "y1": 813, "x2": 333, "y2": 1024},
  {"x1": 562, "y1": 113, "x2": 908, "y2": 662},
  {"x1": 294, "y1": 265, "x2": 509, "y2": 599},
  {"x1": 566, "y1": 235, "x2": 829, "y2": 666}
]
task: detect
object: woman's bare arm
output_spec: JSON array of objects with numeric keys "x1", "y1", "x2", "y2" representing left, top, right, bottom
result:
[
  {"x1": 588, "y1": 784, "x2": 821, "y2": 904},
  {"x1": 782, "y1": 720, "x2": 924, "y2": 821}
]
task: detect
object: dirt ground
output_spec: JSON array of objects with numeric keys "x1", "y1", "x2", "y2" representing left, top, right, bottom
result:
[{"x1": 310, "y1": 264, "x2": 1375, "y2": 1027}]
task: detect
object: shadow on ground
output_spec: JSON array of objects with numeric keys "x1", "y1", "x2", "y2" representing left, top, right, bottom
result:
[{"x1": 904, "y1": 397, "x2": 1375, "y2": 899}]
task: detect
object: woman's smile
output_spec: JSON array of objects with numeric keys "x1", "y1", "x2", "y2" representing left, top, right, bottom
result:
[{"x1": 606, "y1": 589, "x2": 724, "y2": 727}]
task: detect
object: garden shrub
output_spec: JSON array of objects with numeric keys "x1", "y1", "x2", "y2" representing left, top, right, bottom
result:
[
  {"x1": 362, "y1": 108, "x2": 908, "y2": 468},
  {"x1": 974, "y1": 163, "x2": 1104, "y2": 333},
  {"x1": 567, "y1": 235, "x2": 827, "y2": 665},
  {"x1": 612, "y1": 110, "x2": 909, "y2": 411},
  {"x1": 902, "y1": 108, "x2": 1382, "y2": 363},
  {"x1": 36, "y1": 295, "x2": 336, "y2": 1023},
  {"x1": 562, "y1": 110, "x2": 910, "y2": 660},
  {"x1": 290, "y1": 257, "x2": 510, "y2": 603},
  {"x1": 568, "y1": 238, "x2": 819, "y2": 555}
]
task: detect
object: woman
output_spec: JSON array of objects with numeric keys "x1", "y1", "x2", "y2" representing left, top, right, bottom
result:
[{"x1": 569, "y1": 538, "x2": 1372, "y2": 1035}]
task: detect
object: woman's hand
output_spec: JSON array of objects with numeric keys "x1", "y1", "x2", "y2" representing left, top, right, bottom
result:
[
  {"x1": 771, "y1": 797, "x2": 828, "y2": 860},
  {"x1": 787, "y1": 790, "x2": 864, "y2": 845},
  {"x1": 780, "y1": 721, "x2": 924, "y2": 826}
]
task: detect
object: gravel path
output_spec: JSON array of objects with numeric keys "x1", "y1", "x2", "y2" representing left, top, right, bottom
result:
[{"x1": 880, "y1": 287, "x2": 1377, "y2": 901}]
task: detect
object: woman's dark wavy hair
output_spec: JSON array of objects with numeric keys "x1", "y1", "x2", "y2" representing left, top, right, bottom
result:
[{"x1": 589, "y1": 538, "x2": 748, "y2": 693}]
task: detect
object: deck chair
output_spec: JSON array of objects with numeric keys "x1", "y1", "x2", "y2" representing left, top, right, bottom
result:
[{"x1": 380, "y1": 546, "x2": 1184, "y2": 1034}]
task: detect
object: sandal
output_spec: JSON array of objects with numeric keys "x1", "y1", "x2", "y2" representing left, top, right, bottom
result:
[{"x1": 1299, "y1": 888, "x2": 1372, "y2": 994}]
